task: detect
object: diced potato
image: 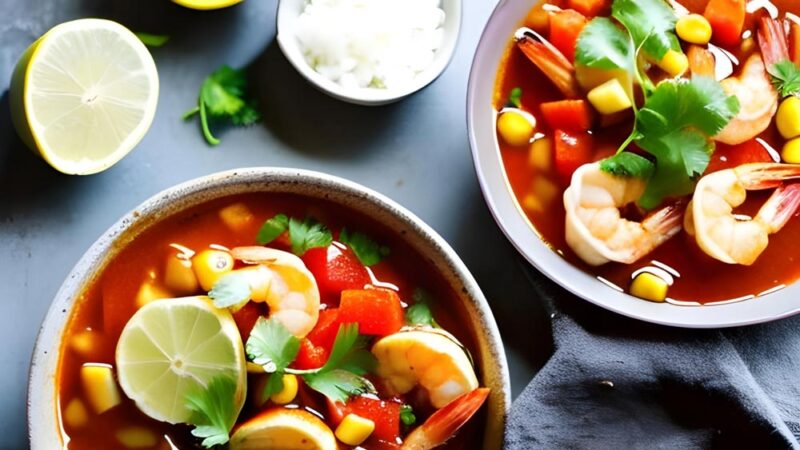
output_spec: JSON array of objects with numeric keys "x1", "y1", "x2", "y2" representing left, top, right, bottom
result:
[
  {"x1": 629, "y1": 272, "x2": 669, "y2": 302},
  {"x1": 657, "y1": 50, "x2": 689, "y2": 78},
  {"x1": 522, "y1": 194, "x2": 543, "y2": 213},
  {"x1": 533, "y1": 177, "x2": 559, "y2": 206},
  {"x1": 164, "y1": 255, "x2": 199, "y2": 294},
  {"x1": 116, "y1": 426, "x2": 158, "y2": 448},
  {"x1": 80, "y1": 363, "x2": 121, "y2": 414},
  {"x1": 529, "y1": 137, "x2": 552, "y2": 171},
  {"x1": 575, "y1": 67, "x2": 633, "y2": 99},
  {"x1": 676, "y1": 14, "x2": 712, "y2": 45},
  {"x1": 63, "y1": 398, "x2": 89, "y2": 428},
  {"x1": 270, "y1": 374, "x2": 299, "y2": 405},
  {"x1": 219, "y1": 203, "x2": 255, "y2": 233},
  {"x1": 782, "y1": 138, "x2": 800, "y2": 164},
  {"x1": 135, "y1": 281, "x2": 171, "y2": 309},
  {"x1": 192, "y1": 249, "x2": 234, "y2": 291},
  {"x1": 777, "y1": 97, "x2": 800, "y2": 140},
  {"x1": 70, "y1": 329, "x2": 99, "y2": 358},
  {"x1": 335, "y1": 414, "x2": 375, "y2": 446},
  {"x1": 524, "y1": 4, "x2": 551, "y2": 33},
  {"x1": 587, "y1": 78, "x2": 633, "y2": 115},
  {"x1": 497, "y1": 110, "x2": 535, "y2": 147},
  {"x1": 740, "y1": 36, "x2": 755, "y2": 54}
]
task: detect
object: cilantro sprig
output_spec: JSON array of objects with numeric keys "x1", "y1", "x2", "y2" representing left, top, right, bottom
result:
[
  {"x1": 256, "y1": 214, "x2": 333, "y2": 256},
  {"x1": 135, "y1": 32, "x2": 170, "y2": 48},
  {"x1": 339, "y1": 228, "x2": 390, "y2": 266},
  {"x1": 184, "y1": 65, "x2": 261, "y2": 146},
  {"x1": 769, "y1": 60, "x2": 800, "y2": 98},
  {"x1": 185, "y1": 376, "x2": 240, "y2": 447},
  {"x1": 406, "y1": 288, "x2": 438, "y2": 327},
  {"x1": 208, "y1": 271, "x2": 252, "y2": 308},
  {"x1": 505, "y1": 87, "x2": 523, "y2": 108}
]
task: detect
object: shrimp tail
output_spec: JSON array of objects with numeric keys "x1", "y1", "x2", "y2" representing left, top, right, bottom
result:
[
  {"x1": 642, "y1": 200, "x2": 686, "y2": 244},
  {"x1": 515, "y1": 28, "x2": 581, "y2": 99},
  {"x1": 757, "y1": 17, "x2": 790, "y2": 69},
  {"x1": 734, "y1": 163, "x2": 800, "y2": 190},
  {"x1": 756, "y1": 184, "x2": 800, "y2": 233},
  {"x1": 401, "y1": 388, "x2": 490, "y2": 450}
]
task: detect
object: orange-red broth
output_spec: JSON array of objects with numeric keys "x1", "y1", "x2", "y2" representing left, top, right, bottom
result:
[
  {"x1": 495, "y1": 0, "x2": 800, "y2": 304},
  {"x1": 57, "y1": 194, "x2": 484, "y2": 449}
]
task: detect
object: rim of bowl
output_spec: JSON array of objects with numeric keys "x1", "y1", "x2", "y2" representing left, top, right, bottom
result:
[
  {"x1": 467, "y1": 0, "x2": 800, "y2": 329},
  {"x1": 28, "y1": 167, "x2": 510, "y2": 449},
  {"x1": 275, "y1": 0, "x2": 463, "y2": 106}
]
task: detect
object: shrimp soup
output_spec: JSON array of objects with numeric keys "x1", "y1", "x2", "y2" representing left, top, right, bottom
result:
[
  {"x1": 495, "y1": 0, "x2": 800, "y2": 304},
  {"x1": 57, "y1": 193, "x2": 489, "y2": 449}
]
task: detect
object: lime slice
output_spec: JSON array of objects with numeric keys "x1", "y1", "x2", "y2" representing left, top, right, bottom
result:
[
  {"x1": 172, "y1": 0, "x2": 242, "y2": 10},
  {"x1": 115, "y1": 296, "x2": 246, "y2": 424},
  {"x1": 229, "y1": 408, "x2": 337, "y2": 450},
  {"x1": 9, "y1": 19, "x2": 158, "y2": 175}
]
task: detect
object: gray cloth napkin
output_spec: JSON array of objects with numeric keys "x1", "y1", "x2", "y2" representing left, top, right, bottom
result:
[{"x1": 506, "y1": 268, "x2": 800, "y2": 450}]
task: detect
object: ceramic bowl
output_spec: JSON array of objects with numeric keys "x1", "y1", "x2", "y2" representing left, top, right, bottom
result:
[
  {"x1": 28, "y1": 168, "x2": 510, "y2": 448},
  {"x1": 276, "y1": 0, "x2": 462, "y2": 105},
  {"x1": 467, "y1": 0, "x2": 800, "y2": 328}
]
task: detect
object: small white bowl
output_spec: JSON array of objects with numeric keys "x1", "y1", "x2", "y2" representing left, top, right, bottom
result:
[{"x1": 276, "y1": 0, "x2": 462, "y2": 106}]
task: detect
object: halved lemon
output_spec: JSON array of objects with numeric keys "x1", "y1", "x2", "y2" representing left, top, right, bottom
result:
[
  {"x1": 229, "y1": 408, "x2": 337, "y2": 450},
  {"x1": 9, "y1": 19, "x2": 159, "y2": 175},
  {"x1": 172, "y1": 0, "x2": 243, "y2": 10},
  {"x1": 115, "y1": 296, "x2": 246, "y2": 424}
]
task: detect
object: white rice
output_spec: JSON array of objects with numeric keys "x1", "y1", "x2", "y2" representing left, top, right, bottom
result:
[{"x1": 295, "y1": 0, "x2": 446, "y2": 90}]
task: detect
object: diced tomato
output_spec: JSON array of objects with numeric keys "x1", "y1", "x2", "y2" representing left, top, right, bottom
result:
[
  {"x1": 554, "y1": 129, "x2": 593, "y2": 185},
  {"x1": 704, "y1": 0, "x2": 745, "y2": 48},
  {"x1": 705, "y1": 140, "x2": 775, "y2": 173},
  {"x1": 232, "y1": 302, "x2": 267, "y2": 342},
  {"x1": 345, "y1": 396, "x2": 402, "y2": 443},
  {"x1": 567, "y1": 0, "x2": 609, "y2": 17},
  {"x1": 292, "y1": 339, "x2": 327, "y2": 370},
  {"x1": 540, "y1": 99, "x2": 593, "y2": 132},
  {"x1": 549, "y1": 9, "x2": 587, "y2": 62},
  {"x1": 339, "y1": 289, "x2": 405, "y2": 336},
  {"x1": 791, "y1": 22, "x2": 800, "y2": 66},
  {"x1": 306, "y1": 308, "x2": 340, "y2": 351},
  {"x1": 302, "y1": 245, "x2": 370, "y2": 304}
]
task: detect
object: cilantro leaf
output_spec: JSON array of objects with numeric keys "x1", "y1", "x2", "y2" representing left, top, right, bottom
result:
[
  {"x1": 184, "y1": 65, "x2": 261, "y2": 146},
  {"x1": 303, "y1": 369, "x2": 377, "y2": 404},
  {"x1": 185, "y1": 376, "x2": 240, "y2": 448},
  {"x1": 769, "y1": 60, "x2": 800, "y2": 98},
  {"x1": 611, "y1": 0, "x2": 678, "y2": 62},
  {"x1": 505, "y1": 87, "x2": 523, "y2": 108},
  {"x1": 400, "y1": 404, "x2": 416, "y2": 426},
  {"x1": 406, "y1": 288, "x2": 437, "y2": 327},
  {"x1": 575, "y1": 17, "x2": 634, "y2": 72},
  {"x1": 208, "y1": 271, "x2": 251, "y2": 308},
  {"x1": 320, "y1": 323, "x2": 376, "y2": 374},
  {"x1": 339, "y1": 229, "x2": 390, "y2": 266},
  {"x1": 135, "y1": 32, "x2": 169, "y2": 48},
  {"x1": 246, "y1": 317, "x2": 301, "y2": 373},
  {"x1": 256, "y1": 214, "x2": 289, "y2": 245},
  {"x1": 288, "y1": 217, "x2": 333, "y2": 256},
  {"x1": 599, "y1": 152, "x2": 655, "y2": 178}
]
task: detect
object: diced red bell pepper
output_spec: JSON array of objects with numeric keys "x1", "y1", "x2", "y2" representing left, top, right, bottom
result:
[
  {"x1": 232, "y1": 301, "x2": 267, "y2": 342},
  {"x1": 302, "y1": 245, "x2": 370, "y2": 304},
  {"x1": 791, "y1": 22, "x2": 800, "y2": 66},
  {"x1": 549, "y1": 9, "x2": 587, "y2": 62},
  {"x1": 554, "y1": 129, "x2": 594, "y2": 185},
  {"x1": 705, "y1": 140, "x2": 775, "y2": 174},
  {"x1": 567, "y1": 0, "x2": 610, "y2": 17},
  {"x1": 346, "y1": 396, "x2": 402, "y2": 443},
  {"x1": 292, "y1": 339, "x2": 328, "y2": 370},
  {"x1": 339, "y1": 288, "x2": 405, "y2": 336},
  {"x1": 540, "y1": 99, "x2": 593, "y2": 132},
  {"x1": 306, "y1": 308, "x2": 340, "y2": 351},
  {"x1": 704, "y1": 0, "x2": 746, "y2": 48}
]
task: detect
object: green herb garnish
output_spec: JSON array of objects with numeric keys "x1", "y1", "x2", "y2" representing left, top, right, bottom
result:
[
  {"x1": 208, "y1": 271, "x2": 252, "y2": 308},
  {"x1": 769, "y1": 60, "x2": 800, "y2": 98},
  {"x1": 339, "y1": 228, "x2": 390, "y2": 266},
  {"x1": 135, "y1": 32, "x2": 170, "y2": 48},
  {"x1": 505, "y1": 87, "x2": 523, "y2": 108},
  {"x1": 255, "y1": 214, "x2": 333, "y2": 256},
  {"x1": 406, "y1": 288, "x2": 437, "y2": 327},
  {"x1": 184, "y1": 65, "x2": 261, "y2": 146},
  {"x1": 256, "y1": 213, "x2": 289, "y2": 245},
  {"x1": 246, "y1": 317, "x2": 301, "y2": 374},
  {"x1": 575, "y1": 17, "x2": 634, "y2": 72},
  {"x1": 185, "y1": 376, "x2": 240, "y2": 448},
  {"x1": 400, "y1": 404, "x2": 416, "y2": 426},
  {"x1": 611, "y1": 0, "x2": 679, "y2": 64},
  {"x1": 599, "y1": 152, "x2": 654, "y2": 178}
]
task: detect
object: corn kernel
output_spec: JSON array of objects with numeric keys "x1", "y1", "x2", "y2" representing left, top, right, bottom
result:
[
  {"x1": 587, "y1": 78, "x2": 633, "y2": 115},
  {"x1": 63, "y1": 398, "x2": 89, "y2": 428},
  {"x1": 529, "y1": 137, "x2": 552, "y2": 171},
  {"x1": 70, "y1": 329, "x2": 99, "y2": 357},
  {"x1": 164, "y1": 255, "x2": 199, "y2": 294},
  {"x1": 270, "y1": 374, "x2": 299, "y2": 405},
  {"x1": 219, "y1": 203, "x2": 255, "y2": 233},
  {"x1": 522, "y1": 194, "x2": 543, "y2": 213},
  {"x1": 629, "y1": 272, "x2": 669, "y2": 303},
  {"x1": 116, "y1": 426, "x2": 158, "y2": 448},
  {"x1": 497, "y1": 110, "x2": 535, "y2": 147},
  {"x1": 524, "y1": 5, "x2": 550, "y2": 34},
  {"x1": 533, "y1": 177, "x2": 559, "y2": 207},
  {"x1": 740, "y1": 37, "x2": 755, "y2": 54},
  {"x1": 777, "y1": 97, "x2": 800, "y2": 140},
  {"x1": 782, "y1": 138, "x2": 800, "y2": 163},
  {"x1": 192, "y1": 249, "x2": 234, "y2": 291},
  {"x1": 80, "y1": 363, "x2": 121, "y2": 414},
  {"x1": 335, "y1": 413, "x2": 375, "y2": 446},
  {"x1": 657, "y1": 50, "x2": 689, "y2": 78},
  {"x1": 676, "y1": 14, "x2": 712, "y2": 45},
  {"x1": 135, "y1": 281, "x2": 171, "y2": 309}
]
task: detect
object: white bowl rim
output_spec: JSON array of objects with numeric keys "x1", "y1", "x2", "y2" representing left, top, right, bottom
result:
[
  {"x1": 467, "y1": 0, "x2": 800, "y2": 329},
  {"x1": 27, "y1": 167, "x2": 510, "y2": 449},
  {"x1": 275, "y1": 0, "x2": 463, "y2": 105}
]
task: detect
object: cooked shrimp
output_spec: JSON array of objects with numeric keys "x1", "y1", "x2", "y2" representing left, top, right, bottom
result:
[
  {"x1": 687, "y1": 164, "x2": 800, "y2": 265},
  {"x1": 515, "y1": 27, "x2": 581, "y2": 99},
  {"x1": 371, "y1": 328, "x2": 479, "y2": 409},
  {"x1": 564, "y1": 162, "x2": 685, "y2": 266},
  {"x1": 229, "y1": 246, "x2": 320, "y2": 338},
  {"x1": 402, "y1": 388, "x2": 490, "y2": 450},
  {"x1": 714, "y1": 54, "x2": 778, "y2": 145}
]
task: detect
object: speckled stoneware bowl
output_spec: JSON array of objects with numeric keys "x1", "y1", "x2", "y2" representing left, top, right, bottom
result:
[
  {"x1": 28, "y1": 168, "x2": 510, "y2": 449},
  {"x1": 468, "y1": 0, "x2": 800, "y2": 328}
]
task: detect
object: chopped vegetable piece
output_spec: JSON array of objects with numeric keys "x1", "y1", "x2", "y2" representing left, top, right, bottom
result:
[
  {"x1": 516, "y1": 29, "x2": 581, "y2": 98},
  {"x1": 219, "y1": 203, "x2": 255, "y2": 233},
  {"x1": 587, "y1": 78, "x2": 632, "y2": 115},
  {"x1": 554, "y1": 129, "x2": 594, "y2": 185},
  {"x1": 134, "y1": 281, "x2": 170, "y2": 309},
  {"x1": 524, "y1": 4, "x2": 551, "y2": 33},
  {"x1": 135, "y1": 32, "x2": 169, "y2": 48},
  {"x1": 80, "y1": 363, "x2": 121, "y2": 414},
  {"x1": 657, "y1": 49, "x2": 689, "y2": 78},
  {"x1": 302, "y1": 245, "x2": 370, "y2": 302},
  {"x1": 400, "y1": 404, "x2": 417, "y2": 426},
  {"x1": 307, "y1": 308, "x2": 341, "y2": 352},
  {"x1": 497, "y1": 110, "x2": 535, "y2": 146},
  {"x1": 703, "y1": 0, "x2": 745, "y2": 47},
  {"x1": 549, "y1": 9, "x2": 588, "y2": 62},
  {"x1": 339, "y1": 289, "x2": 405, "y2": 336},
  {"x1": 567, "y1": 0, "x2": 610, "y2": 18},
  {"x1": 505, "y1": 87, "x2": 523, "y2": 108},
  {"x1": 63, "y1": 398, "x2": 89, "y2": 428},
  {"x1": 705, "y1": 140, "x2": 774, "y2": 173},
  {"x1": 269, "y1": 374, "x2": 299, "y2": 405},
  {"x1": 339, "y1": 229, "x2": 390, "y2": 266},
  {"x1": 687, "y1": 45, "x2": 716, "y2": 78},
  {"x1": 335, "y1": 414, "x2": 376, "y2": 446},
  {"x1": 529, "y1": 137, "x2": 553, "y2": 171},
  {"x1": 345, "y1": 396, "x2": 402, "y2": 442},
  {"x1": 676, "y1": 14, "x2": 712, "y2": 45},
  {"x1": 192, "y1": 249, "x2": 234, "y2": 291},
  {"x1": 164, "y1": 254, "x2": 200, "y2": 294},
  {"x1": 293, "y1": 338, "x2": 329, "y2": 370},
  {"x1": 790, "y1": 22, "x2": 800, "y2": 65},
  {"x1": 540, "y1": 99, "x2": 593, "y2": 131},
  {"x1": 232, "y1": 301, "x2": 266, "y2": 342},
  {"x1": 185, "y1": 376, "x2": 241, "y2": 447},
  {"x1": 777, "y1": 97, "x2": 800, "y2": 139},
  {"x1": 783, "y1": 138, "x2": 800, "y2": 163},
  {"x1": 629, "y1": 272, "x2": 669, "y2": 302},
  {"x1": 116, "y1": 426, "x2": 158, "y2": 448}
]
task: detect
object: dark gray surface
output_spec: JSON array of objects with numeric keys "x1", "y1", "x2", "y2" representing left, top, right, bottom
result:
[{"x1": 0, "y1": 0, "x2": 552, "y2": 447}]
